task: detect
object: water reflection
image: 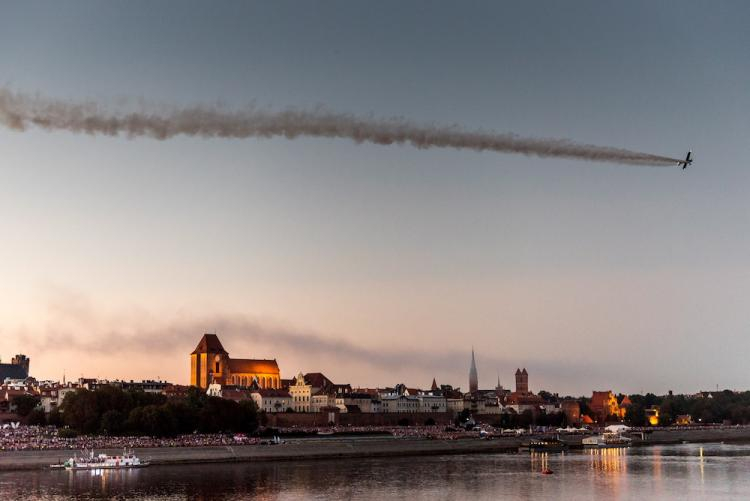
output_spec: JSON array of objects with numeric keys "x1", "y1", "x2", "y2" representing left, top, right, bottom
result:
[
  {"x1": 588, "y1": 447, "x2": 627, "y2": 474},
  {"x1": 2, "y1": 443, "x2": 750, "y2": 500},
  {"x1": 63, "y1": 468, "x2": 143, "y2": 494}
]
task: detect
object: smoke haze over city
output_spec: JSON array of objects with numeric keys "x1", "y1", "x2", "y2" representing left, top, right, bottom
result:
[{"x1": 1, "y1": 1, "x2": 750, "y2": 395}]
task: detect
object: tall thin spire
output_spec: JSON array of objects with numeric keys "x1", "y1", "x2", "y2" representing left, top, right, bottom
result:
[{"x1": 469, "y1": 347, "x2": 478, "y2": 393}]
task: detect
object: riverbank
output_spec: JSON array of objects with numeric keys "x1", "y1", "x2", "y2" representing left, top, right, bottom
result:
[
  {"x1": 0, "y1": 436, "x2": 518, "y2": 471},
  {"x1": 2, "y1": 427, "x2": 750, "y2": 471}
]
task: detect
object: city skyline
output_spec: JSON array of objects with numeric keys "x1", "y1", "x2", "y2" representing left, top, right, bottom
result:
[{"x1": 2, "y1": 1, "x2": 750, "y2": 395}]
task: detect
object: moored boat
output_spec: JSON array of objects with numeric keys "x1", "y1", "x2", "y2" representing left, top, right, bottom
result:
[
  {"x1": 50, "y1": 449, "x2": 149, "y2": 470},
  {"x1": 523, "y1": 439, "x2": 568, "y2": 453},
  {"x1": 582, "y1": 432, "x2": 632, "y2": 449}
]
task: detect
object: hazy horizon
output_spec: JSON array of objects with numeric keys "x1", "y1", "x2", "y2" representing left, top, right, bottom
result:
[{"x1": 1, "y1": 1, "x2": 749, "y2": 395}]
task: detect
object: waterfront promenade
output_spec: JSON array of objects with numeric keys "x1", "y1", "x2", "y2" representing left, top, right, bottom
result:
[
  {"x1": 3, "y1": 426, "x2": 750, "y2": 471},
  {"x1": 0, "y1": 436, "x2": 517, "y2": 470}
]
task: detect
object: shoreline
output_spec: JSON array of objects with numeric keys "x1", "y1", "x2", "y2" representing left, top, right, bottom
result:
[{"x1": 2, "y1": 427, "x2": 750, "y2": 472}]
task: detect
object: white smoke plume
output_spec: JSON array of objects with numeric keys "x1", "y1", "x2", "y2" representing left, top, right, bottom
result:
[{"x1": 0, "y1": 87, "x2": 681, "y2": 166}]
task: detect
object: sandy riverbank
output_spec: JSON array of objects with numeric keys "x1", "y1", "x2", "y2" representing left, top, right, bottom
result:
[{"x1": 2, "y1": 427, "x2": 750, "y2": 472}]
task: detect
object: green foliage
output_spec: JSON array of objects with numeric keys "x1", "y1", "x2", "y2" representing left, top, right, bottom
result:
[
  {"x1": 12, "y1": 395, "x2": 40, "y2": 417},
  {"x1": 621, "y1": 391, "x2": 750, "y2": 426},
  {"x1": 48, "y1": 408, "x2": 64, "y2": 427},
  {"x1": 26, "y1": 407, "x2": 47, "y2": 426},
  {"x1": 59, "y1": 386, "x2": 259, "y2": 437},
  {"x1": 454, "y1": 409, "x2": 472, "y2": 426},
  {"x1": 537, "y1": 390, "x2": 555, "y2": 402},
  {"x1": 625, "y1": 402, "x2": 647, "y2": 427},
  {"x1": 100, "y1": 409, "x2": 126, "y2": 435}
]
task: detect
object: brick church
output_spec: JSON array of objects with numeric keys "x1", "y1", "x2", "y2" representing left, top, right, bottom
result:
[{"x1": 190, "y1": 334, "x2": 281, "y2": 389}]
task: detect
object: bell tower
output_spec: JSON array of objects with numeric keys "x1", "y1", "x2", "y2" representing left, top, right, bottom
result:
[{"x1": 191, "y1": 334, "x2": 230, "y2": 389}]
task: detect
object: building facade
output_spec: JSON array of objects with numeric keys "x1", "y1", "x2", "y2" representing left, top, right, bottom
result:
[
  {"x1": 190, "y1": 334, "x2": 281, "y2": 390},
  {"x1": 0, "y1": 354, "x2": 30, "y2": 383},
  {"x1": 289, "y1": 372, "x2": 312, "y2": 412},
  {"x1": 515, "y1": 368, "x2": 529, "y2": 394},
  {"x1": 251, "y1": 388, "x2": 293, "y2": 413}
]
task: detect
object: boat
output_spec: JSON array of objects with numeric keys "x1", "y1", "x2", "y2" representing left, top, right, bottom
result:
[
  {"x1": 50, "y1": 449, "x2": 150, "y2": 470},
  {"x1": 582, "y1": 431, "x2": 632, "y2": 449},
  {"x1": 523, "y1": 439, "x2": 568, "y2": 453}
]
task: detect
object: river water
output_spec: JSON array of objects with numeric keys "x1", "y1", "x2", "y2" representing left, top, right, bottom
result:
[{"x1": 1, "y1": 442, "x2": 748, "y2": 500}]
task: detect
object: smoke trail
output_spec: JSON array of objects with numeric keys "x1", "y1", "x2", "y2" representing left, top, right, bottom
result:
[{"x1": 0, "y1": 87, "x2": 680, "y2": 166}]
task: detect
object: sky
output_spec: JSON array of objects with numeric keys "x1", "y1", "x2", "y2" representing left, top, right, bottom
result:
[{"x1": 1, "y1": 1, "x2": 749, "y2": 395}]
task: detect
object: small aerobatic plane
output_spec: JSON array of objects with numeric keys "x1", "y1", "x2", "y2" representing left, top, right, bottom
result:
[{"x1": 678, "y1": 150, "x2": 693, "y2": 169}]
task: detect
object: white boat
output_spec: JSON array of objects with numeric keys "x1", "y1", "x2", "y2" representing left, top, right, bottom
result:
[
  {"x1": 50, "y1": 449, "x2": 150, "y2": 470},
  {"x1": 582, "y1": 432, "x2": 632, "y2": 448}
]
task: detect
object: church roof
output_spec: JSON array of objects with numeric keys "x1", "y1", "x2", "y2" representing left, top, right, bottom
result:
[
  {"x1": 191, "y1": 334, "x2": 228, "y2": 355},
  {"x1": 0, "y1": 364, "x2": 28, "y2": 382},
  {"x1": 431, "y1": 378, "x2": 438, "y2": 391},
  {"x1": 252, "y1": 388, "x2": 291, "y2": 398},
  {"x1": 228, "y1": 359, "x2": 280, "y2": 374},
  {"x1": 304, "y1": 372, "x2": 333, "y2": 389}
]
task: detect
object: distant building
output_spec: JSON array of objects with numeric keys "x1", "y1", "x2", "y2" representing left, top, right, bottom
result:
[
  {"x1": 502, "y1": 368, "x2": 543, "y2": 413},
  {"x1": 190, "y1": 334, "x2": 280, "y2": 390},
  {"x1": 0, "y1": 354, "x2": 30, "y2": 382},
  {"x1": 590, "y1": 391, "x2": 623, "y2": 423},
  {"x1": 469, "y1": 349, "x2": 479, "y2": 393},
  {"x1": 515, "y1": 368, "x2": 529, "y2": 395},
  {"x1": 380, "y1": 393, "x2": 420, "y2": 413},
  {"x1": 562, "y1": 399, "x2": 581, "y2": 424},
  {"x1": 646, "y1": 405, "x2": 660, "y2": 426},
  {"x1": 84, "y1": 379, "x2": 169, "y2": 394},
  {"x1": 251, "y1": 388, "x2": 292, "y2": 413},
  {"x1": 336, "y1": 392, "x2": 382, "y2": 413},
  {"x1": 289, "y1": 372, "x2": 312, "y2": 412},
  {"x1": 205, "y1": 382, "x2": 256, "y2": 403},
  {"x1": 676, "y1": 414, "x2": 693, "y2": 426},
  {"x1": 163, "y1": 384, "x2": 190, "y2": 399}
]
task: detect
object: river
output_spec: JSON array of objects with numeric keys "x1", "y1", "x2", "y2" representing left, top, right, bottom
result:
[{"x1": 1, "y1": 442, "x2": 747, "y2": 499}]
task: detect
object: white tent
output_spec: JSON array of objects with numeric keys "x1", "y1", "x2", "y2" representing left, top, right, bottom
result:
[{"x1": 605, "y1": 424, "x2": 630, "y2": 434}]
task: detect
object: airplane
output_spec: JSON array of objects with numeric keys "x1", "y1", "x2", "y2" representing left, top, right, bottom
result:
[{"x1": 678, "y1": 150, "x2": 692, "y2": 169}]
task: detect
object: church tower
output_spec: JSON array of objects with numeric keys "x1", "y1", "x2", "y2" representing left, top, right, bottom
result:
[
  {"x1": 469, "y1": 348, "x2": 479, "y2": 393},
  {"x1": 191, "y1": 334, "x2": 230, "y2": 389},
  {"x1": 515, "y1": 368, "x2": 529, "y2": 394}
]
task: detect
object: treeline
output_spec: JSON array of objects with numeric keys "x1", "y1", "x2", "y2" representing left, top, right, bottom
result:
[
  {"x1": 454, "y1": 408, "x2": 566, "y2": 428},
  {"x1": 622, "y1": 391, "x2": 750, "y2": 426},
  {"x1": 21, "y1": 386, "x2": 259, "y2": 436}
]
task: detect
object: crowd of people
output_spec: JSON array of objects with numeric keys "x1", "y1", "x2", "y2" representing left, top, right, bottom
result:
[
  {"x1": 0, "y1": 424, "x2": 486, "y2": 451},
  {"x1": 6, "y1": 422, "x2": 741, "y2": 451},
  {"x1": 0, "y1": 426, "x2": 264, "y2": 451}
]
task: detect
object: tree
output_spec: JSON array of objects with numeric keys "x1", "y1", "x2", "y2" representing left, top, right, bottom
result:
[
  {"x1": 454, "y1": 409, "x2": 471, "y2": 426},
  {"x1": 26, "y1": 407, "x2": 47, "y2": 426},
  {"x1": 625, "y1": 403, "x2": 647, "y2": 427},
  {"x1": 100, "y1": 409, "x2": 126, "y2": 435},
  {"x1": 517, "y1": 410, "x2": 534, "y2": 428},
  {"x1": 61, "y1": 389, "x2": 101, "y2": 433},
  {"x1": 12, "y1": 395, "x2": 40, "y2": 417},
  {"x1": 48, "y1": 408, "x2": 63, "y2": 427},
  {"x1": 538, "y1": 390, "x2": 555, "y2": 403}
]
